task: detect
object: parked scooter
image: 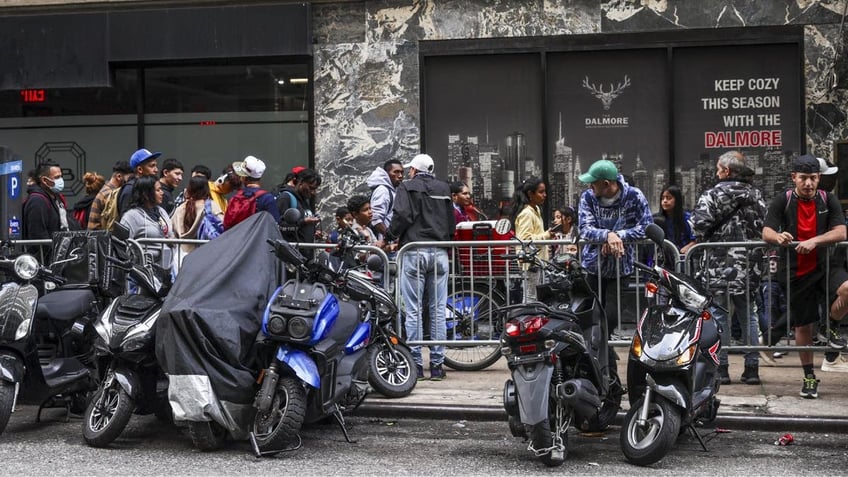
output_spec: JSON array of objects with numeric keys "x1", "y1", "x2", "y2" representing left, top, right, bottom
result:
[
  {"x1": 620, "y1": 223, "x2": 724, "y2": 466},
  {"x1": 82, "y1": 223, "x2": 171, "y2": 447},
  {"x1": 499, "y1": 221, "x2": 622, "y2": 467},
  {"x1": 0, "y1": 249, "x2": 97, "y2": 435},
  {"x1": 247, "y1": 210, "x2": 376, "y2": 456},
  {"x1": 347, "y1": 255, "x2": 416, "y2": 399}
]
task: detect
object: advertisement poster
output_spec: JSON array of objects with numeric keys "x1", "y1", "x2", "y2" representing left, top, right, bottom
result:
[
  {"x1": 423, "y1": 54, "x2": 543, "y2": 218},
  {"x1": 673, "y1": 43, "x2": 801, "y2": 205},
  {"x1": 545, "y1": 49, "x2": 669, "y2": 212}
]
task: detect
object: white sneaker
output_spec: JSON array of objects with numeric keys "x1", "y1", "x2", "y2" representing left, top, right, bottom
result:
[{"x1": 821, "y1": 354, "x2": 848, "y2": 373}]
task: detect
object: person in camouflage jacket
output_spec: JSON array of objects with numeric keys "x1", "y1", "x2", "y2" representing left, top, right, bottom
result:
[{"x1": 691, "y1": 150, "x2": 767, "y2": 385}]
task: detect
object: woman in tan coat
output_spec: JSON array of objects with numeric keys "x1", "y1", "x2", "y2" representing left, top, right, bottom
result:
[{"x1": 172, "y1": 176, "x2": 224, "y2": 269}]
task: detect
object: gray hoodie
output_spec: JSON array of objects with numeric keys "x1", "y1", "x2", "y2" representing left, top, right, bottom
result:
[{"x1": 366, "y1": 166, "x2": 396, "y2": 231}]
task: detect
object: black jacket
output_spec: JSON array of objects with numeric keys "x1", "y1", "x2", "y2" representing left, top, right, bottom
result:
[
  {"x1": 23, "y1": 188, "x2": 62, "y2": 240},
  {"x1": 388, "y1": 173, "x2": 455, "y2": 245}
]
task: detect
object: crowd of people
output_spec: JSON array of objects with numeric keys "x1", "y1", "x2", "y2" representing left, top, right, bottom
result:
[{"x1": 18, "y1": 147, "x2": 848, "y2": 398}]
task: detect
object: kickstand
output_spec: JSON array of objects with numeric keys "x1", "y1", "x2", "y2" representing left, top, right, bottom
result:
[
  {"x1": 332, "y1": 407, "x2": 356, "y2": 444},
  {"x1": 687, "y1": 424, "x2": 709, "y2": 451}
]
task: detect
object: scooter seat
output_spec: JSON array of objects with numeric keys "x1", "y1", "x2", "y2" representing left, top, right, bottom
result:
[
  {"x1": 42, "y1": 357, "x2": 90, "y2": 389},
  {"x1": 35, "y1": 289, "x2": 96, "y2": 322}
]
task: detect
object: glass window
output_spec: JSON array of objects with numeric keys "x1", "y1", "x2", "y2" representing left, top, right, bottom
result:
[{"x1": 144, "y1": 64, "x2": 309, "y2": 113}]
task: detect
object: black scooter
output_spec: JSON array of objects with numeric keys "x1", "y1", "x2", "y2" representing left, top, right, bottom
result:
[
  {"x1": 499, "y1": 223, "x2": 622, "y2": 467},
  {"x1": 82, "y1": 222, "x2": 171, "y2": 447},
  {"x1": 620, "y1": 223, "x2": 725, "y2": 466},
  {"x1": 0, "y1": 249, "x2": 97, "y2": 434}
]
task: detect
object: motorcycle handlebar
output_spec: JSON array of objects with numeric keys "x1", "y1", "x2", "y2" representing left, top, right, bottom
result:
[{"x1": 633, "y1": 261, "x2": 658, "y2": 276}]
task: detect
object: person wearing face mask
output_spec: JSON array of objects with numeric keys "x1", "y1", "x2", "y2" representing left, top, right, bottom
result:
[{"x1": 23, "y1": 161, "x2": 75, "y2": 247}]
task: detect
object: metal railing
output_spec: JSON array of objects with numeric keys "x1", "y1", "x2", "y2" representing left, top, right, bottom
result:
[{"x1": 12, "y1": 234, "x2": 846, "y2": 357}]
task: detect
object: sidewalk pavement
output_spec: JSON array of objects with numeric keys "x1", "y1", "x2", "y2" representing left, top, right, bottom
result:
[{"x1": 355, "y1": 349, "x2": 848, "y2": 433}]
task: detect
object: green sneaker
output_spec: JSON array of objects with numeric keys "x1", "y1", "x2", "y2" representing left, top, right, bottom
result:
[{"x1": 800, "y1": 376, "x2": 820, "y2": 399}]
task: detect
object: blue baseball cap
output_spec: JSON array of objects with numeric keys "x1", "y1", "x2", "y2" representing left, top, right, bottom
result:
[{"x1": 129, "y1": 148, "x2": 161, "y2": 169}]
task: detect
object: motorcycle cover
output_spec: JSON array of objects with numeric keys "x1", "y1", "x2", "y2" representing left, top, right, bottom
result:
[{"x1": 155, "y1": 212, "x2": 283, "y2": 438}]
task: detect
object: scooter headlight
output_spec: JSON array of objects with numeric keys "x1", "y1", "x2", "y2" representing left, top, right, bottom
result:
[
  {"x1": 631, "y1": 334, "x2": 642, "y2": 359},
  {"x1": 676, "y1": 344, "x2": 698, "y2": 366},
  {"x1": 14, "y1": 318, "x2": 31, "y2": 340},
  {"x1": 13, "y1": 255, "x2": 39, "y2": 280}
]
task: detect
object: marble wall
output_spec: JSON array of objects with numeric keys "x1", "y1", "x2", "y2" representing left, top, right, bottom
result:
[{"x1": 312, "y1": 0, "x2": 848, "y2": 219}]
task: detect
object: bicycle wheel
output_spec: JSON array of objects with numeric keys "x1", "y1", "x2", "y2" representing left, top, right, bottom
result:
[{"x1": 443, "y1": 284, "x2": 505, "y2": 371}]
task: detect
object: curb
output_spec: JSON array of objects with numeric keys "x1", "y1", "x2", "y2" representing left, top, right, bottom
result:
[{"x1": 353, "y1": 402, "x2": 848, "y2": 434}]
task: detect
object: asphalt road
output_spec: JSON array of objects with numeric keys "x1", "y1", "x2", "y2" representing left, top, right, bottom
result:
[{"x1": 1, "y1": 404, "x2": 846, "y2": 475}]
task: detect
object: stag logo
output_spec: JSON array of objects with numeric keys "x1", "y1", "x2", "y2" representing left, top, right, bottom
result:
[{"x1": 583, "y1": 76, "x2": 631, "y2": 110}]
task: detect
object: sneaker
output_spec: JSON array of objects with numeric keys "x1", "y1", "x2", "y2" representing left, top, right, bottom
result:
[
  {"x1": 416, "y1": 364, "x2": 427, "y2": 381},
  {"x1": 799, "y1": 376, "x2": 820, "y2": 399},
  {"x1": 821, "y1": 354, "x2": 848, "y2": 373},
  {"x1": 820, "y1": 327, "x2": 848, "y2": 350},
  {"x1": 718, "y1": 365, "x2": 731, "y2": 385},
  {"x1": 773, "y1": 351, "x2": 787, "y2": 358},
  {"x1": 429, "y1": 364, "x2": 447, "y2": 381}
]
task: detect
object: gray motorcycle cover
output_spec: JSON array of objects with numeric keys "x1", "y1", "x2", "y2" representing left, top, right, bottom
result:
[{"x1": 155, "y1": 212, "x2": 283, "y2": 437}]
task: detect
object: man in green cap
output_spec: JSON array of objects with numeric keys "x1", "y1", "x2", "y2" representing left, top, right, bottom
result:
[{"x1": 577, "y1": 159, "x2": 653, "y2": 338}]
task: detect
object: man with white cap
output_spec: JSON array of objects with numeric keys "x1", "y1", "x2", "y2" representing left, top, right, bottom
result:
[
  {"x1": 222, "y1": 155, "x2": 280, "y2": 229},
  {"x1": 388, "y1": 153, "x2": 455, "y2": 381}
]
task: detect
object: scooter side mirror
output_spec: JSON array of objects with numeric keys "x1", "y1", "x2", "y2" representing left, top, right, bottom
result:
[
  {"x1": 366, "y1": 254, "x2": 383, "y2": 272},
  {"x1": 282, "y1": 208, "x2": 302, "y2": 226},
  {"x1": 111, "y1": 221, "x2": 130, "y2": 241},
  {"x1": 645, "y1": 223, "x2": 665, "y2": 245}
]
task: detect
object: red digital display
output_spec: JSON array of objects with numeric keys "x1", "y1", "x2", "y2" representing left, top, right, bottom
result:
[
  {"x1": 20, "y1": 89, "x2": 46, "y2": 103},
  {"x1": 199, "y1": 120, "x2": 217, "y2": 126}
]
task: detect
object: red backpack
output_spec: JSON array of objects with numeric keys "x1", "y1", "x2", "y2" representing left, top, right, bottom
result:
[
  {"x1": 223, "y1": 189, "x2": 267, "y2": 230},
  {"x1": 72, "y1": 207, "x2": 87, "y2": 228}
]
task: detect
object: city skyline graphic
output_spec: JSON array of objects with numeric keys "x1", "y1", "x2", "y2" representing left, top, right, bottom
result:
[{"x1": 445, "y1": 114, "x2": 795, "y2": 218}]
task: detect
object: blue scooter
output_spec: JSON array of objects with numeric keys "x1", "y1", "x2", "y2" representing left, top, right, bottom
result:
[{"x1": 248, "y1": 211, "x2": 371, "y2": 457}]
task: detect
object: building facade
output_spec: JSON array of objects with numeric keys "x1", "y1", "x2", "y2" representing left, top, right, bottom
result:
[{"x1": 1, "y1": 0, "x2": 847, "y2": 222}]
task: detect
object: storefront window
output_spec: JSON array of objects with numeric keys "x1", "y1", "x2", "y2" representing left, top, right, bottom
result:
[
  {"x1": 143, "y1": 64, "x2": 310, "y2": 184},
  {"x1": 0, "y1": 63, "x2": 311, "y2": 202}
]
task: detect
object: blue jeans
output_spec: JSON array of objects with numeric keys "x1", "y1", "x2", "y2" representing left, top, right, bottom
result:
[
  {"x1": 401, "y1": 247, "x2": 449, "y2": 367},
  {"x1": 712, "y1": 292, "x2": 759, "y2": 367}
]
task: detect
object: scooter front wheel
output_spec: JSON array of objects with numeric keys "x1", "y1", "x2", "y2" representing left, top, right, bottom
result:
[
  {"x1": 82, "y1": 382, "x2": 135, "y2": 447},
  {"x1": 620, "y1": 396, "x2": 681, "y2": 466},
  {"x1": 251, "y1": 377, "x2": 307, "y2": 456},
  {"x1": 367, "y1": 342, "x2": 416, "y2": 398},
  {"x1": 0, "y1": 381, "x2": 16, "y2": 436}
]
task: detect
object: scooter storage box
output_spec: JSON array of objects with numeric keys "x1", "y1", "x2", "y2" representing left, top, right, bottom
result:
[
  {"x1": 455, "y1": 221, "x2": 514, "y2": 276},
  {"x1": 49, "y1": 230, "x2": 119, "y2": 296}
]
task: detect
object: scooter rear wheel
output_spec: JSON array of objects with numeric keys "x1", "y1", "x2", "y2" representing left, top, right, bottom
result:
[
  {"x1": 0, "y1": 381, "x2": 15, "y2": 436},
  {"x1": 620, "y1": 396, "x2": 681, "y2": 466},
  {"x1": 188, "y1": 420, "x2": 227, "y2": 452},
  {"x1": 530, "y1": 420, "x2": 565, "y2": 467},
  {"x1": 82, "y1": 382, "x2": 135, "y2": 448}
]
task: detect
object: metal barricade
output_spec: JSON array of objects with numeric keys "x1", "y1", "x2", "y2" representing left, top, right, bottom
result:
[
  {"x1": 17, "y1": 232, "x2": 848, "y2": 361},
  {"x1": 686, "y1": 240, "x2": 846, "y2": 354}
]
